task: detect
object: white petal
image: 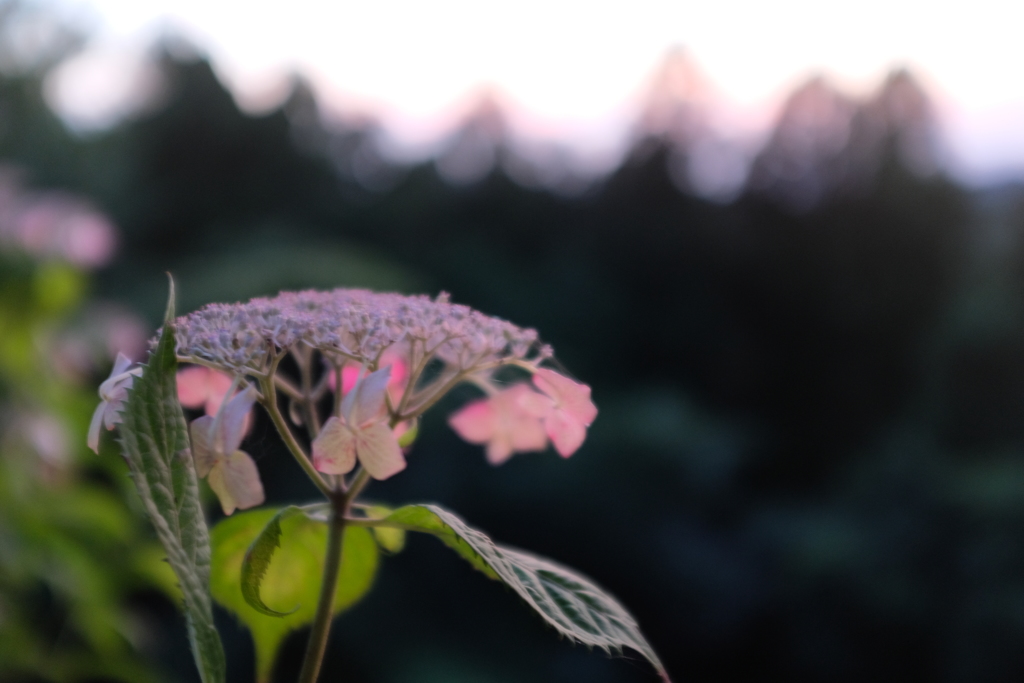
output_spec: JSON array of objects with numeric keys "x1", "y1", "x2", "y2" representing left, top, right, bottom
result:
[
  {"x1": 203, "y1": 371, "x2": 235, "y2": 416},
  {"x1": 101, "y1": 386, "x2": 129, "y2": 429},
  {"x1": 312, "y1": 416, "x2": 357, "y2": 475},
  {"x1": 111, "y1": 352, "x2": 133, "y2": 377},
  {"x1": 217, "y1": 384, "x2": 256, "y2": 454},
  {"x1": 342, "y1": 366, "x2": 391, "y2": 427},
  {"x1": 355, "y1": 422, "x2": 406, "y2": 480},
  {"x1": 99, "y1": 355, "x2": 141, "y2": 400},
  {"x1": 87, "y1": 401, "x2": 106, "y2": 454},
  {"x1": 208, "y1": 450, "x2": 265, "y2": 515},
  {"x1": 189, "y1": 415, "x2": 217, "y2": 477}
]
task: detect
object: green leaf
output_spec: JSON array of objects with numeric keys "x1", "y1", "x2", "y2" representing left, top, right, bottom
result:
[
  {"x1": 117, "y1": 278, "x2": 226, "y2": 683},
  {"x1": 240, "y1": 507, "x2": 304, "y2": 617},
  {"x1": 378, "y1": 505, "x2": 669, "y2": 682},
  {"x1": 362, "y1": 505, "x2": 406, "y2": 554},
  {"x1": 210, "y1": 508, "x2": 379, "y2": 683}
]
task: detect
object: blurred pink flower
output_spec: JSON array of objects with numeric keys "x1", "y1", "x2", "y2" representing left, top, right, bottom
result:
[
  {"x1": 26, "y1": 413, "x2": 70, "y2": 467},
  {"x1": 87, "y1": 352, "x2": 142, "y2": 453},
  {"x1": 51, "y1": 306, "x2": 148, "y2": 384},
  {"x1": 12, "y1": 197, "x2": 117, "y2": 268},
  {"x1": 328, "y1": 349, "x2": 409, "y2": 405},
  {"x1": 61, "y1": 212, "x2": 117, "y2": 268},
  {"x1": 313, "y1": 366, "x2": 405, "y2": 480},
  {"x1": 178, "y1": 365, "x2": 252, "y2": 435},
  {"x1": 177, "y1": 366, "x2": 234, "y2": 415},
  {"x1": 190, "y1": 385, "x2": 265, "y2": 515},
  {"x1": 532, "y1": 369, "x2": 598, "y2": 457},
  {"x1": 448, "y1": 383, "x2": 553, "y2": 464}
]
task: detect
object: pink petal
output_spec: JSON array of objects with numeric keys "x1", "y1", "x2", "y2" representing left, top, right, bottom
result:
[
  {"x1": 340, "y1": 365, "x2": 359, "y2": 394},
  {"x1": 485, "y1": 437, "x2": 515, "y2": 465},
  {"x1": 208, "y1": 450, "x2": 265, "y2": 515},
  {"x1": 499, "y1": 385, "x2": 550, "y2": 452},
  {"x1": 355, "y1": 422, "x2": 406, "y2": 480},
  {"x1": 544, "y1": 409, "x2": 588, "y2": 457},
  {"x1": 388, "y1": 357, "x2": 409, "y2": 388},
  {"x1": 508, "y1": 412, "x2": 549, "y2": 453},
  {"x1": 515, "y1": 385, "x2": 556, "y2": 417},
  {"x1": 189, "y1": 415, "x2": 217, "y2": 477},
  {"x1": 337, "y1": 355, "x2": 408, "y2": 395},
  {"x1": 203, "y1": 371, "x2": 235, "y2": 416},
  {"x1": 312, "y1": 417, "x2": 357, "y2": 475},
  {"x1": 533, "y1": 368, "x2": 597, "y2": 425},
  {"x1": 448, "y1": 399, "x2": 496, "y2": 443},
  {"x1": 176, "y1": 366, "x2": 210, "y2": 408}
]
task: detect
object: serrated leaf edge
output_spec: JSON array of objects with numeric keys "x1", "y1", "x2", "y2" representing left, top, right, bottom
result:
[
  {"x1": 240, "y1": 506, "x2": 304, "y2": 617},
  {"x1": 379, "y1": 504, "x2": 669, "y2": 681}
]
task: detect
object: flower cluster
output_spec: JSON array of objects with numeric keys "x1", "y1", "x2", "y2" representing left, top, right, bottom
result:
[
  {"x1": 448, "y1": 368, "x2": 597, "y2": 463},
  {"x1": 97, "y1": 288, "x2": 596, "y2": 515}
]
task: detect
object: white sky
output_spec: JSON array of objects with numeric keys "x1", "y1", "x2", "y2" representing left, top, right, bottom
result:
[{"x1": 44, "y1": 0, "x2": 1024, "y2": 184}]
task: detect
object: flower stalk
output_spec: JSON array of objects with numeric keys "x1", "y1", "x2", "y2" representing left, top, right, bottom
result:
[{"x1": 296, "y1": 493, "x2": 348, "y2": 683}]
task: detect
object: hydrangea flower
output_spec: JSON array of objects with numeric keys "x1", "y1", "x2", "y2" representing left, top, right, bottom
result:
[
  {"x1": 189, "y1": 385, "x2": 265, "y2": 515},
  {"x1": 312, "y1": 367, "x2": 405, "y2": 480},
  {"x1": 448, "y1": 384, "x2": 552, "y2": 464},
  {"x1": 94, "y1": 286, "x2": 670, "y2": 683},
  {"x1": 448, "y1": 370, "x2": 597, "y2": 462},
  {"x1": 162, "y1": 289, "x2": 574, "y2": 476},
  {"x1": 87, "y1": 352, "x2": 142, "y2": 453}
]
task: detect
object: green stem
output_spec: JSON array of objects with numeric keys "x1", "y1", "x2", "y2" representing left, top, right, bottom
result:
[
  {"x1": 296, "y1": 496, "x2": 348, "y2": 683},
  {"x1": 297, "y1": 346, "x2": 322, "y2": 439},
  {"x1": 346, "y1": 468, "x2": 371, "y2": 500},
  {"x1": 258, "y1": 377, "x2": 333, "y2": 498},
  {"x1": 295, "y1": 474, "x2": 370, "y2": 683}
]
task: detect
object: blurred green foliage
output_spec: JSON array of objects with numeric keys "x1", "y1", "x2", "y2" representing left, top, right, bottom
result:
[{"x1": 0, "y1": 251, "x2": 176, "y2": 682}]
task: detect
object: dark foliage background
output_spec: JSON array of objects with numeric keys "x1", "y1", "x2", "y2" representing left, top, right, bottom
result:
[{"x1": 5, "y1": 9, "x2": 1024, "y2": 682}]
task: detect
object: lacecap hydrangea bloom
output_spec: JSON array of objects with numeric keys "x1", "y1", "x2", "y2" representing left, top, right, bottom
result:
[
  {"x1": 154, "y1": 288, "x2": 596, "y2": 515},
  {"x1": 93, "y1": 285, "x2": 672, "y2": 683}
]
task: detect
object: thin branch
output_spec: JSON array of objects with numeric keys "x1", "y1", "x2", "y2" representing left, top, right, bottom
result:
[{"x1": 258, "y1": 375, "x2": 333, "y2": 499}]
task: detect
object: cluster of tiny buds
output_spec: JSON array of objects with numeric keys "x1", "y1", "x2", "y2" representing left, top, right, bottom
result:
[{"x1": 169, "y1": 289, "x2": 550, "y2": 377}]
